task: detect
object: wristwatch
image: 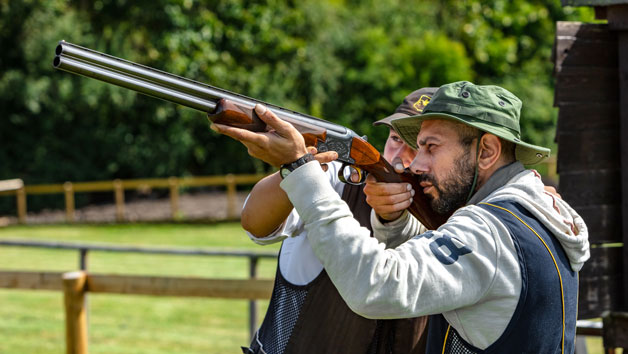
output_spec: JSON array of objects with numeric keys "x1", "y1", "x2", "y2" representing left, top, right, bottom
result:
[{"x1": 280, "y1": 153, "x2": 315, "y2": 179}]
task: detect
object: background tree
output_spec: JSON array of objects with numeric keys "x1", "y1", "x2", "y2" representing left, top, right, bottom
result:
[{"x1": 0, "y1": 0, "x2": 593, "y2": 212}]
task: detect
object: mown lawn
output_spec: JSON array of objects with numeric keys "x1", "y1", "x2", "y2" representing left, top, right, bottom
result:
[{"x1": 0, "y1": 223, "x2": 279, "y2": 353}]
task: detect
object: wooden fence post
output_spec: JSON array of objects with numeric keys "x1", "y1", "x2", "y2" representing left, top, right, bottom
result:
[
  {"x1": 226, "y1": 174, "x2": 237, "y2": 219},
  {"x1": 16, "y1": 185, "x2": 26, "y2": 224},
  {"x1": 63, "y1": 271, "x2": 88, "y2": 354},
  {"x1": 168, "y1": 177, "x2": 180, "y2": 220},
  {"x1": 113, "y1": 179, "x2": 125, "y2": 222},
  {"x1": 64, "y1": 182, "x2": 75, "y2": 223}
]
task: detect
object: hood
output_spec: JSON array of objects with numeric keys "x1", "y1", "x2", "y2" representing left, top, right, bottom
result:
[{"x1": 487, "y1": 170, "x2": 590, "y2": 272}]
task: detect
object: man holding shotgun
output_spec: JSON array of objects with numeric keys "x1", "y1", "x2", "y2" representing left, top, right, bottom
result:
[
  {"x1": 211, "y1": 81, "x2": 589, "y2": 353},
  {"x1": 233, "y1": 88, "x2": 436, "y2": 354}
]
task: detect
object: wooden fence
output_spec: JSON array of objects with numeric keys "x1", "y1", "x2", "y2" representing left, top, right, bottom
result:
[
  {"x1": 0, "y1": 160, "x2": 559, "y2": 226},
  {"x1": 0, "y1": 174, "x2": 266, "y2": 224},
  {"x1": 0, "y1": 239, "x2": 277, "y2": 354}
]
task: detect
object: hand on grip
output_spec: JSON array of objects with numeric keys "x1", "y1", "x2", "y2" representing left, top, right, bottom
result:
[{"x1": 363, "y1": 174, "x2": 415, "y2": 221}]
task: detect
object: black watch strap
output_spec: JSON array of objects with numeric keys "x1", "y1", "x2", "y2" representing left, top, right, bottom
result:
[{"x1": 280, "y1": 153, "x2": 315, "y2": 179}]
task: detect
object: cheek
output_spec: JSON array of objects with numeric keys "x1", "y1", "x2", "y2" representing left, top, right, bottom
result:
[
  {"x1": 432, "y1": 156, "x2": 456, "y2": 181},
  {"x1": 383, "y1": 144, "x2": 400, "y2": 162}
]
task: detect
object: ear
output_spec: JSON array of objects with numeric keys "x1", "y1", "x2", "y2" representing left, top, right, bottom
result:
[{"x1": 477, "y1": 134, "x2": 502, "y2": 171}]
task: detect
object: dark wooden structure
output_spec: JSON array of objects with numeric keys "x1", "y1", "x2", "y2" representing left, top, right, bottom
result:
[{"x1": 555, "y1": 1, "x2": 628, "y2": 350}]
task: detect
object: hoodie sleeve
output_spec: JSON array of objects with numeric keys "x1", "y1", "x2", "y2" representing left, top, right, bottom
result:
[
  {"x1": 281, "y1": 162, "x2": 505, "y2": 318},
  {"x1": 371, "y1": 210, "x2": 427, "y2": 249}
]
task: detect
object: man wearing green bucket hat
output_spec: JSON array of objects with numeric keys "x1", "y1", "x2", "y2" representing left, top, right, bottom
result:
[
  {"x1": 370, "y1": 80, "x2": 552, "y2": 222},
  {"x1": 210, "y1": 81, "x2": 590, "y2": 353}
]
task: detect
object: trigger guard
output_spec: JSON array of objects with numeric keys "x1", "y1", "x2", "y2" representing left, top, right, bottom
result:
[{"x1": 338, "y1": 164, "x2": 367, "y2": 185}]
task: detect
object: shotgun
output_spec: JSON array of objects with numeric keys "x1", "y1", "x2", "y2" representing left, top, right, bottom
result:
[{"x1": 52, "y1": 40, "x2": 448, "y2": 229}]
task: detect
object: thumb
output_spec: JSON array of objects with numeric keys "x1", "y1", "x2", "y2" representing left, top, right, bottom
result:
[
  {"x1": 255, "y1": 104, "x2": 295, "y2": 136},
  {"x1": 390, "y1": 157, "x2": 405, "y2": 173}
]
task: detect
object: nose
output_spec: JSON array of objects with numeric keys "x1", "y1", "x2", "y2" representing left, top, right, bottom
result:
[
  {"x1": 397, "y1": 144, "x2": 416, "y2": 168},
  {"x1": 409, "y1": 150, "x2": 429, "y2": 175}
]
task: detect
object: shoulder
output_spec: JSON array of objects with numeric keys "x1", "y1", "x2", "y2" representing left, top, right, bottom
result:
[
  {"x1": 440, "y1": 206, "x2": 499, "y2": 243},
  {"x1": 433, "y1": 205, "x2": 517, "y2": 260}
]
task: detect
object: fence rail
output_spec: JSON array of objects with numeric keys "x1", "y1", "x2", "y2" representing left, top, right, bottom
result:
[
  {"x1": 0, "y1": 239, "x2": 278, "y2": 258},
  {"x1": 0, "y1": 270, "x2": 274, "y2": 299},
  {"x1": 0, "y1": 159, "x2": 558, "y2": 225},
  {"x1": 0, "y1": 174, "x2": 266, "y2": 224}
]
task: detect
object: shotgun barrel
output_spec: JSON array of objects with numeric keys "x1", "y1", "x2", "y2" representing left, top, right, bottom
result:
[
  {"x1": 53, "y1": 40, "x2": 347, "y2": 134},
  {"x1": 54, "y1": 54, "x2": 216, "y2": 112}
]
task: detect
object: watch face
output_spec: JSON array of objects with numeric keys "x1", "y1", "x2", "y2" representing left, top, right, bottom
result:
[
  {"x1": 280, "y1": 153, "x2": 313, "y2": 179},
  {"x1": 280, "y1": 167, "x2": 291, "y2": 179}
]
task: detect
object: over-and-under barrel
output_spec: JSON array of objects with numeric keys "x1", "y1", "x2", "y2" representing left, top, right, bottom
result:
[
  {"x1": 54, "y1": 41, "x2": 349, "y2": 133},
  {"x1": 54, "y1": 41, "x2": 362, "y2": 162}
]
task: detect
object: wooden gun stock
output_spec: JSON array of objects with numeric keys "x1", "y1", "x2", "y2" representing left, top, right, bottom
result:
[
  {"x1": 209, "y1": 98, "x2": 328, "y2": 147},
  {"x1": 209, "y1": 98, "x2": 267, "y2": 132}
]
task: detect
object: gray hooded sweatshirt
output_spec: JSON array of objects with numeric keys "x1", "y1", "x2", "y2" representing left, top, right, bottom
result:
[{"x1": 280, "y1": 161, "x2": 589, "y2": 350}]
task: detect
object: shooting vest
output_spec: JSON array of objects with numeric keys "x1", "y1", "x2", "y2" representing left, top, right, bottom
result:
[
  {"x1": 244, "y1": 183, "x2": 428, "y2": 354},
  {"x1": 426, "y1": 201, "x2": 578, "y2": 354}
]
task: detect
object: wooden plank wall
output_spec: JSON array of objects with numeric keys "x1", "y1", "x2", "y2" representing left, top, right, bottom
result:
[{"x1": 554, "y1": 21, "x2": 625, "y2": 319}]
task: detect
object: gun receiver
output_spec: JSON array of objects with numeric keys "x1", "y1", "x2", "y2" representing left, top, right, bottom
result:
[{"x1": 53, "y1": 40, "x2": 448, "y2": 229}]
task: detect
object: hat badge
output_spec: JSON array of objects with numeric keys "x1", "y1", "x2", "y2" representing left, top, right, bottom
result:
[{"x1": 412, "y1": 95, "x2": 431, "y2": 113}]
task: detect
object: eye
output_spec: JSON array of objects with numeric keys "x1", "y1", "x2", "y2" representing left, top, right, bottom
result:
[{"x1": 388, "y1": 132, "x2": 403, "y2": 144}]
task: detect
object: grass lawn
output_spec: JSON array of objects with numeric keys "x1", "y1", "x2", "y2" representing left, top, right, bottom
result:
[{"x1": 0, "y1": 223, "x2": 279, "y2": 353}]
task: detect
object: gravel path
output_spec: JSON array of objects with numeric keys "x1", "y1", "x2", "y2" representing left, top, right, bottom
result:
[{"x1": 0, "y1": 191, "x2": 250, "y2": 226}]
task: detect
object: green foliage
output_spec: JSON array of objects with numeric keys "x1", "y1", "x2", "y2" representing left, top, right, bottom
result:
[{"x1": 0, "y1": 0, "x2": 593, "y2": 212}]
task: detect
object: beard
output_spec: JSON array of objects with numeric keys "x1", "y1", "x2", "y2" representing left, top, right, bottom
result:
[{"x1": 418, "y1": 151, "x2": 476, "y2": 215}]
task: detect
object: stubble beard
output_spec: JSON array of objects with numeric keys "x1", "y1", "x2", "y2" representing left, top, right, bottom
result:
[{"x1": 419, "y1": 151, "x2": 476, "y2": 215}]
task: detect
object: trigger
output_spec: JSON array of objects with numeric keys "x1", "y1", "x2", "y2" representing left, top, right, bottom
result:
[{"x1": 338, "y1": 164, "x2": 367, "y2": 185}]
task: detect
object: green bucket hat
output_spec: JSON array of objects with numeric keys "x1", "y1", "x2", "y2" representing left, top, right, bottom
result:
[{"x1": 390, "y1": 81, "x2": 551, "y2": 165}]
